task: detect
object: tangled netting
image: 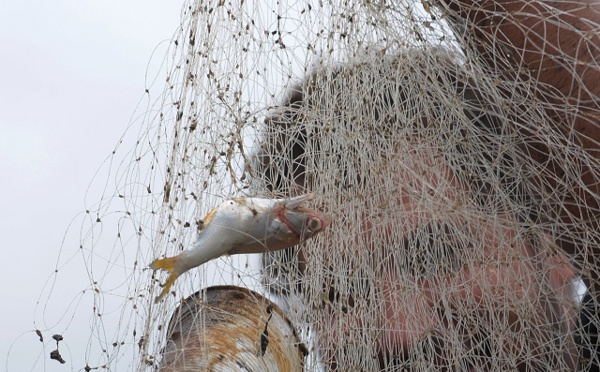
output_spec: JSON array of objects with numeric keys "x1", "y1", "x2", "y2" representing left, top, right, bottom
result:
[{"x1": 32, "y1": 0, "x2": 600, "y2": 370}]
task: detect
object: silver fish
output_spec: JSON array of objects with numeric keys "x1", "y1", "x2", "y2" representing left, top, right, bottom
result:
[{"x1": 150, "y1": 193, "x2": 331, "y2": 302}]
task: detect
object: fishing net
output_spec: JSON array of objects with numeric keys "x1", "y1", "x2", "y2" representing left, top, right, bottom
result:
[{"x1": 32, "y1": 0, "x2": 600, "y2": 370}]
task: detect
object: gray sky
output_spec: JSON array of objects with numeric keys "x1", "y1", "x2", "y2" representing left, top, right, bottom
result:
[{"x1": 1, "y1": 1, "x2": 182, "y2": 370}]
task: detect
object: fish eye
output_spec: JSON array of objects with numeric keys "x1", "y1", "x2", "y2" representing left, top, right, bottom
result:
[{"x1": 307, "y1": 217, "x2": 322, "y2": 232}]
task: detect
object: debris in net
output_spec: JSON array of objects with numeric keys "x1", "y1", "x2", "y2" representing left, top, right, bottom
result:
[
  {"x1": 49, "y1": 333, "x2": 66, "y2": 364},
  {"x1": 50, "y1": 349, "x2": 66, "y2": 364},
  {"x1": 35, "y1": 330, "x2": 43, "y2": 342},
  {"x1": 260, "y1": 306, "x2": 274, "y2": 356}
]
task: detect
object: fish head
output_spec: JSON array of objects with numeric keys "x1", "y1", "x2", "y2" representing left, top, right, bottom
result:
[{"x1": 279, "y1": 206, "x2": 332, "y2": 242}]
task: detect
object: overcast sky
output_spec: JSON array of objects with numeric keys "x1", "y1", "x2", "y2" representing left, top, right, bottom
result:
[{"x1": 1, "y1": 1, "x2": 183, "y2": 370}]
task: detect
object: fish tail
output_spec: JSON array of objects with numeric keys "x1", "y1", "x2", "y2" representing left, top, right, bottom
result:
[{"x1": 150, "y1": 256, "x2": 182, "y2": 303}]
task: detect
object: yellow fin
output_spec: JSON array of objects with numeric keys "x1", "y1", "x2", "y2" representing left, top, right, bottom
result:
[
  {"x1": 150, "y1": 256, "x2": 181, "y2": 303},
  {"x1": 203, "y1": 207, "x2": 218, "y2": 225}
]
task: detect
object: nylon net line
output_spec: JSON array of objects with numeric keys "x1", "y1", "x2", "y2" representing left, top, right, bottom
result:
[{"x1": 33, "y1": 0, "x2": 600, "y2": 370}]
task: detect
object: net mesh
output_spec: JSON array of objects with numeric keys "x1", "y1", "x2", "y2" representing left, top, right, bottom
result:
[{"x1": 32, "y1": 0, "x2": 600, "y2": 370}]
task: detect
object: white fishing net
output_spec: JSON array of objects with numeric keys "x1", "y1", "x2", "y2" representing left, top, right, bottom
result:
[{"x1": 32, "y1": 0, "x2": 600, "y2": 370}]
